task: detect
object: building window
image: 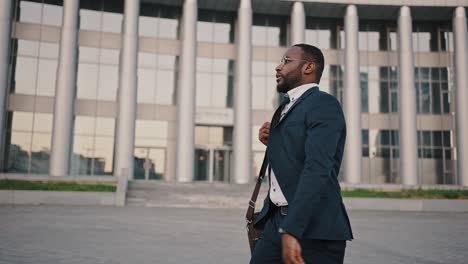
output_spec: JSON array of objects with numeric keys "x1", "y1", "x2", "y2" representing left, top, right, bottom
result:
[
  {"x1": 17, "y1": 0, "x2": 63, "y2": 26},
  {"x1": 305, "y1": 19, "x2": 340, "y2": 49},
  {"x1": 362, "y1": 129, "x2": 369, "y2": 157},
  {"x1": 417, "y1": 130, "x2": 452, "y2": 159},
  {"x1": 11, "y1": 39, "x2": 59, "y2": 96},
  {"x1": 415, "y1": 67, "x2": 451, "y2": 114},
  {"x1": 79, "y1": 0, "x2": 124, "y2": 33},
  {"x1": 70, "y1": 116, "x2": 115, "y2": 176},
  {"x1": 417, "y1": 130, "x2": 455, "y2": 184},
  {"x1": 329, "y1": 65, "x2": 343, "y2": 104},
  {"x1": 379, "y1": 67, "x2": 398, "y2": 113},
  {"x1": 77, "y1": 46, "x2": 119, "y2": 101},
  {"x1": 252, "y1": 14, "x2": 287, "y2": 47},
  {"x1": 251, "y1": 61, "x2": 278, "y2": 110},
  {"x1": 375, "y1": 130, "x2": 399, "y2": 158},
  {"x1": 134, "y1": 120, "x2": 168, "y2": 180},
  {"x1": 137, "y1": 53, "x2": 178, "y2": 105},
  {"x1": 196, "y1": 58, "x2": 234, "y2": 108},
  {"x1": 139, "y1": 3, "x2": 180, "y2": 39},
  {"x1": 3, "y1": 111, "x2": 53, "y2": 174},
  {"x1": 413, "y1": 23, "x2": 453, "y2": 52},
  {"x1": 197, "y1": 9, "x2": 234, "y2": 43}
]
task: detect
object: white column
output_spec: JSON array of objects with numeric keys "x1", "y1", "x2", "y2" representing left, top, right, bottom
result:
[
  {"x1": 49, "y1": 0, "x2": 79, "y2": 176},
  {"x1": 0, "y1": 0, "x2": 12, "y2": 157},
  {"x1": 453, "y1": 7, "x2": 468, "y2": 186},
  {"x1": 176, "y1": 0, "x2": 197, "y2": 182},
  {"x1": 343, "y1": 5, "x2": 361, "y2": 184},
  {"x1": 398, "y1": 6, "x2": 418, "y2": 185},
  {"x1": 113, "y1": 0, "x2": 139, "y2": 179},
  {"x1": 290, "y1": 1, "x2": 305, "y2": 45},
  {"x1": 233, "y1": 0, "x2": 252, "y2": 184}
]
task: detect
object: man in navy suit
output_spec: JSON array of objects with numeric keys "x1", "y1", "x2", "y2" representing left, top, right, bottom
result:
[{"x1": 250, "y1": 44, "x2": 353, "y2": 264}]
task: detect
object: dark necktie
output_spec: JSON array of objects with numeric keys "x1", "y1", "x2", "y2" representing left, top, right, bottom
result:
[{"x1": 270, "y1": 94, "x2": 290, "y2": 127}]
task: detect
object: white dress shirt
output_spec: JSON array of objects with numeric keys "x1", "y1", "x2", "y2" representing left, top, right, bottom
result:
[{"x1": 269, "y1": 83, "x2": 319, "y2": 206}]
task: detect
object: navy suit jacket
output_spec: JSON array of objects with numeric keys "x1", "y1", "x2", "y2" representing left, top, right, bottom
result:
[{"x1": 254, "y1": 86, "x2": 353, "y2": 241}]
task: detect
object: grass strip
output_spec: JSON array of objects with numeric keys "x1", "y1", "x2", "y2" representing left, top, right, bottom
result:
[
  {"x1": 0, "y1": 179, "x2": 116, "y2": 192},
  {"x1": 342, "y1": 188, "x2": 468, "y2": 199}
]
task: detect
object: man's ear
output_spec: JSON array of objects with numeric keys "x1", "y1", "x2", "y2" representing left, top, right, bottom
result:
[{"x1": 303, "y1": 63, "x2": 315, "y2": 75}]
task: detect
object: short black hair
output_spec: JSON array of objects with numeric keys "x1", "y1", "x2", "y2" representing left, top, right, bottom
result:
[{"x1": 293, "y1": 44, "x2": 325, "y2": 83}]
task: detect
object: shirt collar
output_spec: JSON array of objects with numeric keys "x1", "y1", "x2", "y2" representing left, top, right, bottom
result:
[{"x1": 286, "y1": 83, "x2": 319, "y2": 102}]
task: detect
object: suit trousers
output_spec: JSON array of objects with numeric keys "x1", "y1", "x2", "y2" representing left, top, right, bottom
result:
[{"x1": 250, "y1": 206, "x2": 346, "y2": 264}]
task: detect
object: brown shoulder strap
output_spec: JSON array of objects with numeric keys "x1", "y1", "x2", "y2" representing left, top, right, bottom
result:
[{"x1": 245, "y1": 151, "x2": 268, "y2": 223}]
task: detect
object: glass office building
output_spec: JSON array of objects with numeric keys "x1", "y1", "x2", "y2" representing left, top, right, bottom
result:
[{"x1": 0, "y1": 0, "x2": 467, "y2": 186}]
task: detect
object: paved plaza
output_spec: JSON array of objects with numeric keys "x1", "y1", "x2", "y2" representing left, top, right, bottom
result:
[{"x1": 0, "y1": 205, "x2": 467, "y2": 264}]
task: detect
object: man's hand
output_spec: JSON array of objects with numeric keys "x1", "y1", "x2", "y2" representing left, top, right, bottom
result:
[
  {"x1": 258, "y1": 122, "x2": 271, "y2": 146},
  {"x1": 281, "y1": 233, "x2": 305, "y2": 264}
]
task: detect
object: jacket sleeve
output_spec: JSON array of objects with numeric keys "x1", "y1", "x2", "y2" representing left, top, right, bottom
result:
[{"x1": 279, "y1": 95, "x2": 345, "y2": 239}]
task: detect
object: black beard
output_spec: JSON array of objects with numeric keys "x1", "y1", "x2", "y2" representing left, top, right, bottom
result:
[{"x1": 276, "y1": 73, "x2": 302, "y2": 93}]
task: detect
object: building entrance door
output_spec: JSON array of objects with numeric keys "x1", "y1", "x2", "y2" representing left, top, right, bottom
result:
[
  {"x1": 133, "y1": 147, "x2": 166, "y2": 180},
  {"x1": 194, "y1": 145, "x2": 232, "y2": 182}
]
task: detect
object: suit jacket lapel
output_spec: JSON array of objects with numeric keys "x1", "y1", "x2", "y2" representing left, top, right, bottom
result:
[{"x1": 273, "y1": 87, "x2": 318, "y2": 128}]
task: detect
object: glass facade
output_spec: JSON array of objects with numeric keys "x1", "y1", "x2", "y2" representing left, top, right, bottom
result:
[
  {"x1": 413, "y1": 22, "x2": 453, "y2": 52},
  {"x1": 138, "y1": 53, "x2": 178, "y2": 105},
  {"x1": 77, "y1": 46, "x2": 119, "y2": 101},
  {"x1": 196, "y1": 58, "x2": 234, "y2": 108},
  {"x1": 70, "y1": 116, "x2": 115, "y2": 175},
  {"x1": 252, "y1": 14, "x2": 287, "y2": 47},
  {"x1": 305, "y1": 19, "x2": 341, "y2": 49},
  {"x1": 197, "y1": 9, "x2": 234, "y2": 43},
  {"x1": 329, "y1": 65, "x2": 344, "y2": 104},
  {"x1": 12, "y1": 40, "x2": 58, "y2": 96},
  {"x1": 1, "y1": 0, "x2": 463, "y2": 185},
  {"x1": 79, "y1": 0, "x2": 124, "y2": 33},
  {"x1": 4, "y1": 112, "x2": 53, "y2": 174},
  {"x1": 378, "y1": 67, "x2": 399, "y2": 113},
  {"x1": 18, "y1": 0, "x2": 63, "y2": 26},
  {"x1": 417, "y1": 130, "x2": 455, "y2": 184},
  {"x1": 415, "y1": 67, "x2": 451, "y2": 114},
  {"x1": 139, "y1": 3, "x2": 180, "y2": 39},
  {"x1": 251, "y1": 61, "x2": 278, "y2": 110},
  {"x1": 134, "y1": 120, "x2": 168, "y2": 180}
]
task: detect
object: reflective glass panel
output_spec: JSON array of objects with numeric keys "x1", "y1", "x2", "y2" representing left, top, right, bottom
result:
[
  {"x1": 30, "y1": 133, "x2": 51, "y2": 174},
  {"x1": 17, "y1": 40, "x2": 39, "y2": 57},
  {"x1": 138, "y1": 68, "x2": 156, "y2": 103},
  {"x1": 80, "y1": 9, "x2": 102, "y2": 31},
  {"x1": 33, "y1": 113, "x2": 53, "y2": 133},
  {"x1": 156, "y1": 70, "x2": 175, "y2": 105},
  {"x1": 19, "y1": 1, "x2": 42, "y2": 24},
  {"x1": 42, "y1": 3, "x2": 63, "y2": 26},
  {"x1": 12, "y1": 111, "x2": 33, "y2": 131},
  {"x1": 8, "y1": 131, "x2": 31, "y2": 173},
  {"x1": 36, "y1": 59, "x2": 57, "y2": 96},
  {"x1": 14, "y1": 56, "x2": 37, "y2": 95},
  {"x1": 102, "y1": 12, "x2": 123, "y2": 33},
  {"x1": 77, "y1": 63, "x2": 99, "y2": 99},
  {"x1": 98, "y1": 65, "x2": 118, "y2": 101},
  {"x1": 93, "y1": 136, "x2": 114, "y2": 175}
]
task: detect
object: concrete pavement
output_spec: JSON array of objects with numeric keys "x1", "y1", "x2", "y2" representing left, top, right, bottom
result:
[{"x1": 1, "y1": 205, "x2": 467, "y2": 264}]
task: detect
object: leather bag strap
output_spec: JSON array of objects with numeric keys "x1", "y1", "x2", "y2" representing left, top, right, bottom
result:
[{"x1": 245, "y1": 151, "x2": 268, "y2": 223}]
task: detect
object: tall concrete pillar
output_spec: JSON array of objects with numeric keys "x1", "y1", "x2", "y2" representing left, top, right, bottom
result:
[
  {"x1": 343, "y1": 5, "x2": 361, "y2": 184},
  {"x1": 453, "y1": 7, "x2": 468, "y2": 186},
  {"x1": 176, "y1": 0, "x2": 197, "y2": 182},
  {"x1": 0, "y1": 0, "x2": 12, "y2": 159},
  {"x1": 290, "y1": 1, "x2": 305, "y2": 45},
  {"x1": 113, "y1": 0, "x2": 139, "y2": 179},
  {"x1": 233, "y1": 0, "x2": 252, "y2": 184},
  {"x1": 49, "y1": 0, "x2": 79, "y2": 176},
  {"x1": 398, "y1": 6, "x2": 418, "y2": 185}
]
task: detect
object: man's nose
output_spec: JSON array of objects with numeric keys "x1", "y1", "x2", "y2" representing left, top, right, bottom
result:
[{"x1": 275, "y1": 63, "x2": 283, "y2": 72}]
